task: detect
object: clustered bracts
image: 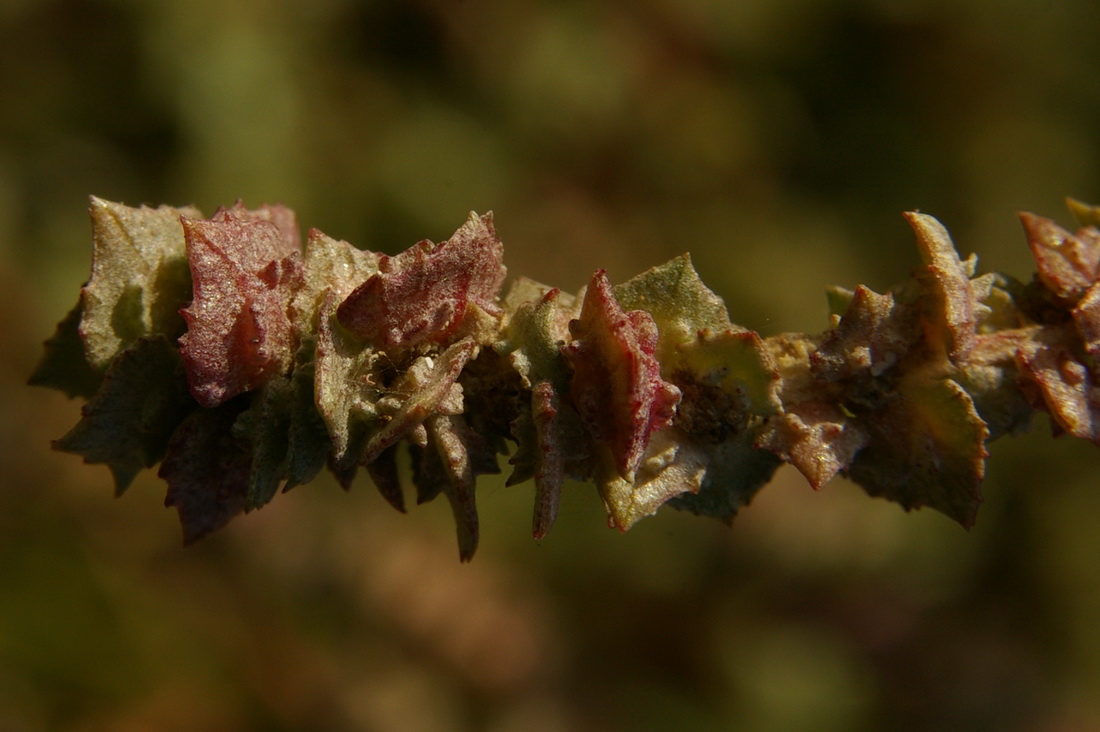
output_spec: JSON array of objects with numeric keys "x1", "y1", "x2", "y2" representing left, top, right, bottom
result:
[{"x1": 29, "y1": 196, "x2": 1100, "y2": 559}]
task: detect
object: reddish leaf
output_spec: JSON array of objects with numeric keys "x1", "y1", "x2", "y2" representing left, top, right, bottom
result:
[
  {"x1": 336, "y1": 212, "x2": 506, "y2": 351},
  {"x1": 179, "y1": 205, "x2": 303, "y2": 406},
  {"x1": 220, "y1": 200, "x2": 302, "y2": 251},
  {"x1": 1019, "y1": 212, "x2": 1100, "y2": 305},
  {"x1": 563, "y1": 270, "x2": 681, "y2": 481},
  {"x1": 497, "y1": 285, "x2": 588, "y2": 537},
  {"x1": 1017, "y1": 328, "x2": 1100, "y2": 444},
  {"x1": 1072, "y1": 281, "x2": 1100, "y2": 359}
]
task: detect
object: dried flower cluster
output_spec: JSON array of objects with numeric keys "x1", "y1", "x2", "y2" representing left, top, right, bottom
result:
[{"x1": 30, "y1": 196, "x2": 1100, "y2": 559}]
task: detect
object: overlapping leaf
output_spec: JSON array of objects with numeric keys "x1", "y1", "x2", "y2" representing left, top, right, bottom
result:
[
  {"x1": 845, "y1": 376, "x2": 987, "y2": 528},
  {"x1": 563, "y1": 270, "x2": 681, "y2": 483},
  {"x1": 337, "y1": 212, "x2": 506, "y2": 352},
  {"x1": 496, "y1": 284, "x2": 586, "y2": 537},
  {"x1": 81, "y1": 197, "x2": 202, "y2": 369},
  {"x1": 1019, "y1": 212, "x2": 1100, "y2": 306},
  {"x1": 179, "y1": 205, "x2": 303, "y2": 407},
  {"x1": 36, "y1": 195, "x2": 1100, "y2": 558},
  {"x1": 54, "y1": 335, "x2": 194, "y2": 494},
  {"x1": 160, "y1": 401, "x2": 252, "y2": 545}
]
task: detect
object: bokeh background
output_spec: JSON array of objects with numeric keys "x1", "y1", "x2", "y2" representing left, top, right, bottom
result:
[{"x1": 4, "y1": 0, "x2": 1100, "y2": 729}]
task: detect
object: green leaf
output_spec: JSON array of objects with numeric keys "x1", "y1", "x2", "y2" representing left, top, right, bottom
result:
[
  {"x1": 234, "y1": 341, "x2": 333, "y2": 511},
  {"x1": 669, "y1": 429, "x2": 783, "y2": 523},
  {"x1": 597, "y1": 429, "x2": 706, "y2": 531},
  {"x1": 361, "y1": 339, "x2": 477, "y2": 464},
  {"x1": 314, "y1": 291, "x2": 383, "y2": 467},
  {"x1": 160, "y1": 401, "x2": 252, "y2": 545},
  {"x1": 415, "y1": 414, "x2": 500, "y2": 561},
  {"x1": 1065, "y1": 196, "x2": 1100, "y2": 228},
  {"x1": 675, "y1": 328, "x2": 780, "y2": 419},
  {"x1": 496, "y1": 286, "x2": 588, "y2": 536},
  {"x1": 54, "y1": 335, "x2": 195, "y2": 494},
  {"x1": 846, "y1": 377, "x2": 987, "y2": 528},
  {"x1": 283, "y1": 338, "x2": 334, "y2": 491},
  {"x1": 81, "y1": 197, "x2": 201, "y2": 370},
  {"x1": 28, "y1": 296, "x2": 103, "y2": 399},
  {"x1": 291, "y1": 228, "x2": 381, "y2": 333},
  {"x1": 614, "y1": 253, "x2": 730, "y2": 364}
]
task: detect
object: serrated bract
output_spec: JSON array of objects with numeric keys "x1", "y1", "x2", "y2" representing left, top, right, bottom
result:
[
  {"x1": 160, "y1": 401, "x2": 252, "y2": 545},
  {"x1": 1019, "y1": 212, "x2": 1100, "y2": 306},
  {"x1": 40, "y1": 194, "x2": 1100, "y2": 558},
  {"x1": 81, "y1": 197, "x2": 202, "y2": 369},
  {"x1": 54, "y1": 335, "x2": 195, "y2": 494},
  {"x1": 846, "y1": 377, "x2": 987, "y2": 528},
  {"x1": 178, "y1": 204, "x2": 303, "y2": 407},
  {"x1": 908, "y1": 211, "x2": 979, "y2": 362},
  {"x1": 337, "y1": 212, "x2": 506, "y2": 352},
  {"x1": 563, "y1": 270, "x2": 681, "y2": 482}
]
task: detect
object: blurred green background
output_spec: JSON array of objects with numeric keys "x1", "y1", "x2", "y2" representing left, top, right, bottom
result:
[{"x1": 4, "y1": 0, "x2": 1100, "y2": 729}]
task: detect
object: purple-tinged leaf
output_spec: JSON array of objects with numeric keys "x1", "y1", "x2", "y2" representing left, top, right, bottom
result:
[
  {"x1": 179, "y1": 206, "x2": 303, "y2": 407},
  {"x1": 337, "y1": 212, "x2": 506, "y2": 352},
  {"x1": 1019, "y1": 212, "x2": 1100, "y2": 305},
  {"x1": 1017, "y1": 328, "x2": 1100, "y2": 444},
  {"x1": 563, "y1": 270, "x2": 681, "y2": 481}
]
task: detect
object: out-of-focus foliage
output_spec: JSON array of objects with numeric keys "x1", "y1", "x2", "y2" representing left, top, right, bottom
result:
[{"x1": 6, "y1": 0, "x2": 1100, "y2": 730}]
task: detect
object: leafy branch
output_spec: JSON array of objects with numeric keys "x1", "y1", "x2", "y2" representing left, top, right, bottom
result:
[{"x1": 29, "y1": 196, "x2": 1100, "y2": 559}]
